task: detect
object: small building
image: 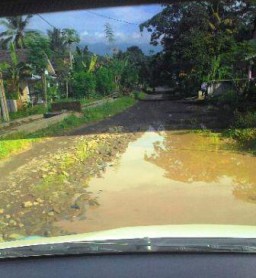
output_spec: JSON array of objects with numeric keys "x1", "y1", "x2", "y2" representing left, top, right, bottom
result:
[
  {"x1": 0, "y1": 49, "x2": 56, "y2": 112},
  {"x1": 207, "y1": 80, "x2": 235, "y2": 96},
  {"x1": 0, "y1": 49, "x2": 30, "y2": 104}
]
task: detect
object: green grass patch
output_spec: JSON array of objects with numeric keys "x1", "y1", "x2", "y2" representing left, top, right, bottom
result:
[
  {"x1": 222, "y1": 128, "x2": 256, "y2": 154},
  {"x1": 192, "y1": 111, "x2": 256, "y2": 155},
  {"x1": 0, "y1": 96, "x2": 136, "y2": 160},
  {"x1": 134, "y1": 91, "x2": 147, "y2": 100},
  {"x1": 0, "y1": 138, "x2": 39, "y2": 160},
  {"x1": 27, "y1": 96, "x2": 136, "y2": 138},
  {"x1": 53, "y1": 96, "x2": 102, "y2": 106},
  {"x1": 9, "y1": 105, "x2": 47, "y2": 121},
  {"x1": 221, "y1": 111, "x2": 256, "y2": 154}
]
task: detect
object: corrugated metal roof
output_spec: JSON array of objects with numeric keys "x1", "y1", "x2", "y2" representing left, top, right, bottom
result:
[
  {"x1": 0, "y1": 49, "x2": 29, "y2": 64},
  {"x1": 0, "y1": 0, "x2": 173, "y2": 17}
]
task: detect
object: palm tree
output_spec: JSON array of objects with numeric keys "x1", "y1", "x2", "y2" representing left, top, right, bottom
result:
[
  {"x1": 62, "y1": 28, "x2": 80, "y2": 69},
  {"x1": 0, "y1": 15, "x2": 35, "y2": 49},
  {"x1": 47, "y1": 28, "x2": 66, "y2": 53},
  {"x1": 47, "y1": 28, "x2": 80, "y2": 98}
]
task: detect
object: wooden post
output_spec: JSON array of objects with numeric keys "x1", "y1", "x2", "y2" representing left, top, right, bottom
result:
[
  {"x1": 0, "y1": 72, "x2": 10, "y2": 122},
  {"x1": 42, "y1": 72, "x2": 48, "y2": 108},
  {"x1": 66, "y1": 79, "x2": 69, "y2": 99},
  {"x1": 248, "y1": 63, "x2": 252, "y2": 81}
]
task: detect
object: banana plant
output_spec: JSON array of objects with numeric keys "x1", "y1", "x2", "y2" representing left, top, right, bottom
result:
[
  {"x1": 0, "y1": 43, "x2": 32, "y2": 99},
  {"x1": 86, "y1": 54, "x2": 98, "y2": 73}
]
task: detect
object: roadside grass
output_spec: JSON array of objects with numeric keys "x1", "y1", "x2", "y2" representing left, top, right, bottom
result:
[
  {"x1": 4, "y1": 96, "x2": 104, "y2": 122},
  {"x1": 0, "y1": 96, "x2": 136, "y2": 160},
  {"x1": 222, "y1": 128, "x2": 256, "y2": 154},
  {"x1": 134, "y1": 91, "x2": 147, "y2": 100},
  {"x1": 28, "y1": 95, "x2": 136, "y2": 138},
  {"x1": 193, "y1": 111, "x2": 256, "y2": 155},
  {"x1": 222, "y1": 111, "x2": 256, "y2": 154},
  {"x1": 52, "y1": 97, "x2": 101, "y2": 106},
  {"x1": 9, "y1": 105, "x2": 47, "y2": 121},
  {"x1": 0, "y1": 138, "x2": 39, "y2": 160}
]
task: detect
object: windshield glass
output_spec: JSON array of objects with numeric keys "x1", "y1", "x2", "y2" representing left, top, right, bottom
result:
[{"x1": 0, "y1": 1, "x2": 256, "y2": 248}]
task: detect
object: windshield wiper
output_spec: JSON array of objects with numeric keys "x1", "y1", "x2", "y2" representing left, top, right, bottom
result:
[{"x1": 1, "y1": 238, "x2": 256, "y2": 259}]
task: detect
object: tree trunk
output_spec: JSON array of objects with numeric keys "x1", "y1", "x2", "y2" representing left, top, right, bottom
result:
[
  {"x1": 247, "y1": 16, "x2": 256, "y2": 81},
  {"x1": 0, "y1": 73, "x2": 10, "y2": 122},
  {"x1": 252, "y1": 17, "x2": 256, "y2": 40},
  {"x1": 69, "y1": 47, "x2": 73, "y2": 70}
]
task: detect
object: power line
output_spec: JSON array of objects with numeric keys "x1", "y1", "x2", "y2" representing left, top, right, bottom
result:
[
  {"x1": 37, "y1": 11, "x2": 140, "y2": 29},
  {"x1": 86, "y1": 10, "x2": 139, "y2": 26},
  {"x1": 36, "y1": 12, "x2": 144, "y2": 44},
  {"x1": 37, "y1": 14, "x2": 57, "y2": 29}
]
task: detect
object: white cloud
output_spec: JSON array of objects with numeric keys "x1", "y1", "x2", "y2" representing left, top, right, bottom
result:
[
  {"x1": 8, "y1": 5, "x2": 163, "y2": 47},
  {"x1": 80, "y1": 29, "x2": 151, "y2": 45},
  {"x1": 103, "y1": 5, "x2": 162, "y2": 24},
  {"x1": 81, "y1": 30, "x2": 89, "y2": 37}
]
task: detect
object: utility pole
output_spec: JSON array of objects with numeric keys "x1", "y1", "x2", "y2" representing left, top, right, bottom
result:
[
  {"x1": 42, "y1": 71, "x2": 48, "y2": 108},
  {"x1": 0, "y1": 72, "x2": 10, "y2": 122},
  {"x1": 66, "y1": 79, "x2": 69, "y2": 99}
]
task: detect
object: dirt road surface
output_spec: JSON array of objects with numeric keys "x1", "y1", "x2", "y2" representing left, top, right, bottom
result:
[{"x1": 1, "y1": 99, "x2": 256, "y2": 242}]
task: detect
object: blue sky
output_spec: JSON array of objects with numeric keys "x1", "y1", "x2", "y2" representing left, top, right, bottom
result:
[{"x1": 26, "y1": 4, "x2": 163, "y2": 51}]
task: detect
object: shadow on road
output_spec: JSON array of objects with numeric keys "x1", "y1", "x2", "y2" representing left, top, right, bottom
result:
[{"x1": 0, "y1": 99, "x2": 232, "y2": 141}]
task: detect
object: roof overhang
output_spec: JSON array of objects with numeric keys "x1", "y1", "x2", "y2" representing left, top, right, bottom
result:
[{"x1": 0, "y1": 0, "x2": 187, "y2": 17}]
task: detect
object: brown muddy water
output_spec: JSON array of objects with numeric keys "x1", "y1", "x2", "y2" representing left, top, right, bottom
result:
[{"x1": 56, "y1": 128, "x2": 256, "y2": 234}]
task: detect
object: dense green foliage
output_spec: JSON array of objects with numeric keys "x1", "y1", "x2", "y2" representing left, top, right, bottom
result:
[
  {"x1": 96, "y1": 67, "x2": 115, "y2": 95},
  {"x1": 0, "y1": 138, "x2": 38, "y2": 160},
  {"x1": 72, "y1": 71, "x2": 96, "y2": 98},
  {"x1": 25, "y1": 34, "x2": 52, "y2": 74},
  {"x1": 0, "y1": 14, "x2": 148, "y2": 111},
  {"x1": 140, "y1": 1, "x2": 256, "y2": 95}
]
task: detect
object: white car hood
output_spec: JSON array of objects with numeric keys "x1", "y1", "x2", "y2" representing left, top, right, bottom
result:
[{"x1": 1, "y1": 224, "x2": 256, "y2": 250}]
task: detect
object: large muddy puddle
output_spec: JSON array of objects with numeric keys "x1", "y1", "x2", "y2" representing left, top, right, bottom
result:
[{"x1": 56, "y1": 128, "x2": 256, "y2": 233}]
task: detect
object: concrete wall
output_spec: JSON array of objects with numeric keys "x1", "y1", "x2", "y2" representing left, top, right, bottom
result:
[
  {"x1": 19, "y1": 81, "x2": 30, "y2": 103},
  {"x1": 0, "y1": 112, "x2": 76, "y2": 138},
  {"x1": 208, "y1": 81, "x2": 234, "y2": 96},
  {"x1": 6, "y1": 99, "x2": 18, "y2": 113}
]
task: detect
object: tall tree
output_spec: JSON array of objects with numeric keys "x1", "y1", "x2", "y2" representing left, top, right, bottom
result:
[
  {"x1": 47, "y1": 28, "x2": 81, "y2": 98},
  {"x1": 140, "y1": 1, "x2": 256, "y2": 95},
  {"x1": 47, "y1": 28, "x2": 66, "y2": 53},
  {"x1": 25, "y1": 33, "x2": 52, "y2": 74},
  {"x1": 0, "y1": 15, "x2": 36, "y2": 49},
  {"x1": 105, "y1": 23, "x2": 115, "y2": 45},
  {"x1": 62, "y1": 28, "x2": 80, "y2": 69},
  {"x1": 105, "y1": 23, "x2": 117, "y2": 54}
]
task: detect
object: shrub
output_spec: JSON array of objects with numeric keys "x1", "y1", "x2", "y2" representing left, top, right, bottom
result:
[
  {"x1": 224, "y1": 128, "x2": 256, "y2": 144},
  {"x1": 48, "y1": 85, "x2": 61, "y2": 101},
  {"x1": 234, "y1": 111, "x2": 256, "y2": 128},
  {"x1": 121, "y1": 64, "x2": 139, "y2": 93},
  {"x1": 72, "y1": 71, "x2": 96, "y2": 98},
  {"x1": 218, "y1": 90, "x2": 240, "y2": 107},
  {"x1": 96, "y1": 67, "x2": 115, "y2": 96}
]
